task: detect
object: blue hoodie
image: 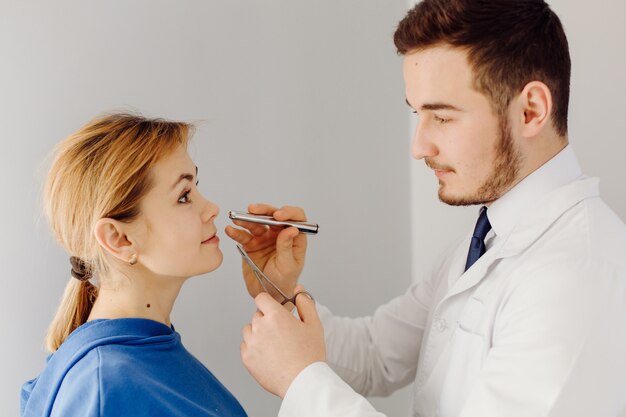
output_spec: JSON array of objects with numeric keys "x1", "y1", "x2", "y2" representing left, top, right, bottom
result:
[{"x1": 21, "y1": 318, "x2": 247, "y2": 417}]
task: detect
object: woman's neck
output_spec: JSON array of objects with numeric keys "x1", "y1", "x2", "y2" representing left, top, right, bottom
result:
[{"x1": 87, "y1": 269, "x2": 186, "y2": 327}]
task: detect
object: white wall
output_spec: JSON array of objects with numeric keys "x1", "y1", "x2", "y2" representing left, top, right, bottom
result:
[{"x1": 0, "y1": 1, "x2": 412, "y2": 416}]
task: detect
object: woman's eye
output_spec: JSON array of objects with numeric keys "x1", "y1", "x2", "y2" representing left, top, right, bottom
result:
[{"x1": 178, "y1": 190, "x2": 191, "y2": 204}]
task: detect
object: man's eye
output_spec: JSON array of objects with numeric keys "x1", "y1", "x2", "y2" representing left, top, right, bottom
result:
[
  {"x1": 178, "y1": 190, "x2": 191, "y2": 204},
  {"x1": 434, "y1": 115, "x2": 451, "y2": 124}
]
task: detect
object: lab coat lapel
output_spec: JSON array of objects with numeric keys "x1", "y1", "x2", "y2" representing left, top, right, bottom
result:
[
  {"x1": 445, "y1": 245, "x2": 503, "y2": 301},
  {"x1": 441, "y1": 177, "x2": 600, "y2": 302}
]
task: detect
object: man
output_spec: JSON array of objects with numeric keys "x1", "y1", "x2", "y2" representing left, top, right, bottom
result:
[{"x1": 225, "y1": 1, "x2": 626, "y2": 416}]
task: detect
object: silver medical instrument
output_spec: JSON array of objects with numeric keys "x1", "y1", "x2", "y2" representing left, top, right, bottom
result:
[
  {"x1": 235, "y1": 243, "x2": 314, "y2": 306},
  {"x1": 229, "y1": 211, "x2": 319, "y2": 235}
]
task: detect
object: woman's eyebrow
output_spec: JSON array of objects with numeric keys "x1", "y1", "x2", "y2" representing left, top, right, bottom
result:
[
  {"x1": 171, "y1": 166, "x2": 198, "y2": 190},
  {"x1": 172, "y1": 173, "x2": 194, "y2": 190}
]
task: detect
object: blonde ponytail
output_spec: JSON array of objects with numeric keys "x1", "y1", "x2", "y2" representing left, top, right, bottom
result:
[{"x1": 46, "y1": 279, "x2": 98, "y2": 352}]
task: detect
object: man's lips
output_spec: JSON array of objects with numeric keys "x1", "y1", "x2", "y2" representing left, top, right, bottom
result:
[
  {"x1": 434, "y1": 169, "x2": 452, "y2": 178},
  {"x1": 425, "y1": 159, "x2": 454, "y2": 174},
  {"x1": 201, "y1": 233, "x2": 219, "y2": 244}
]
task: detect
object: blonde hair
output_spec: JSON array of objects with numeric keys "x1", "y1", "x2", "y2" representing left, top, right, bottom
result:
[{"x1": 44, "y1": 113, "x2": 192, "y2": 352}]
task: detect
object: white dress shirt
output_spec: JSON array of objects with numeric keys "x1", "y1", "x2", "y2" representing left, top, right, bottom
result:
[{"x1": 279, "y1": 146, "x2": 626, "y2": 417}]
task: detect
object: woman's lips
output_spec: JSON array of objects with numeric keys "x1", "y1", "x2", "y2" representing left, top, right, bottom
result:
[{"x1": 201, "y1": 234, "x2": 219, "y2": 245}]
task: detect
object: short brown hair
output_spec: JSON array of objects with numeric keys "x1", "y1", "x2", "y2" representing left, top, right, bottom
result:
[{"x1": 394, "y1": 0, "x2": 571, "y2": 136}]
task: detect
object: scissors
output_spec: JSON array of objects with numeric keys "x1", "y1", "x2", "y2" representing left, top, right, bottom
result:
[{"x1": 235, "y1": 243, "x2": 314, "y2": 306}]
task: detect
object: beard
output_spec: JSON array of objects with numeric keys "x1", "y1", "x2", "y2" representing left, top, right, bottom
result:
[{"x1": 437, "y1": 116, "x2": 523, "y2": 206}]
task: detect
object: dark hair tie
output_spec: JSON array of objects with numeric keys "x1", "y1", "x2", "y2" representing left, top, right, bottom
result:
[{"x1": 69, "y1": 256, "x2": 93, "y2": 281}]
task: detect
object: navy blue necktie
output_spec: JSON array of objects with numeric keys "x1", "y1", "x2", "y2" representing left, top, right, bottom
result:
[{"x1": 464, "y1": 207, "x2": 492, "y2": 272}]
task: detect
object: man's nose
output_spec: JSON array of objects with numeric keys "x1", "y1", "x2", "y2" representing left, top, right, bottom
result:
[{"x1": 411, "y1": 121, "x2": 438, "y2": 160}]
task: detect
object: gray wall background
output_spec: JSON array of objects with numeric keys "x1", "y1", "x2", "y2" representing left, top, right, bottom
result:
[{"x1": 1, "y1": 1, "x2": 624, "y2": 417}]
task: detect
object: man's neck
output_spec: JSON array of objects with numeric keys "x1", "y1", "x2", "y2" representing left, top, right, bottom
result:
[{"x1": 494, "y1": 136, "x2": 569, "y2": 205}]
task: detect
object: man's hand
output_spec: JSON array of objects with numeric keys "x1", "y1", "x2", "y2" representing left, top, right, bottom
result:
[
  {"x1": 240, "y1": 285, "x2": 326, "y2": 399},
  {"x1": 225, "y1": 203, "x2": 307, "y2": 301}
]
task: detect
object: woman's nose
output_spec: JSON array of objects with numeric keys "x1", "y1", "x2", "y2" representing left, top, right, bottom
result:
[{"x1": 201, "y1": 198, "x2": 219, "y2": 224}]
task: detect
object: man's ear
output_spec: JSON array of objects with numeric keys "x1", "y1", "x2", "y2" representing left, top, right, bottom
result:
[
  {"x1": 517, "y1": 81, "x2": 553, "y2": 138},
  {"x1": 94, "y1": 218, "x2": 135, "y2": 263}
]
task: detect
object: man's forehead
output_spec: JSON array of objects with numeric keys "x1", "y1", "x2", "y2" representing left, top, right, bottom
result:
[
  {"x1": 403, "y1": 47, "x2": 475, "y2": 102},
  {"x1": 403, "y1": 46, "x2": 471, "y2": 76}
]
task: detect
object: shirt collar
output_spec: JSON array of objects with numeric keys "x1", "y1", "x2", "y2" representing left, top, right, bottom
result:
[{"x1": 487, "y1": 144, "x2": 583, "y2": 239}]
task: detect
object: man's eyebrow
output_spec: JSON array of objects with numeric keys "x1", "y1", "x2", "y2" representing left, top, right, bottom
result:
[
  {"x1": 405, "y1": 98, "x2": 463, "y2": 112},
  {"x1": 421, "y1": 103, "x2": 463, "y2": 112},
  {"x1": 172, "y1": 166, "x2": 198, "y2": 190}
]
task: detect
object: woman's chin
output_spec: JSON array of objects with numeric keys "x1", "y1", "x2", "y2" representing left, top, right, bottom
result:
[
  {"x1": 179, "y1": 250, "x2": 224, "y2": 278},
  {"x1": 201, "y1": 251, "x2": 224, "y2": 274}
]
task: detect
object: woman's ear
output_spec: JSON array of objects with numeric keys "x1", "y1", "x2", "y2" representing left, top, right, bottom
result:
[
  {"x1": 94, "y1": 218, "x2": 135, "y2": 263},
  {"x1": 517, "y1": 81, "x2": 553, "y2": 138}
]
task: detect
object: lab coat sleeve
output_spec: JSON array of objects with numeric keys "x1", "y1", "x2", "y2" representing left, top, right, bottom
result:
[
  {"x1": 276, "y1": 239, "x2": 461, "y2": 417},
  {"x1": 314, "y1": 270, "x2": 437, "y2": 397},
  {"x1": 278, "y1": 285, "x2": 428, "y2": 417},
  {"x1": 459, "y1": 259, "x2": 626, "y2": 417},
  {"x1": 279, "y1": 362, "x2": 387, "y2": 417},
  {"x1": 277, "y1": 277, "x2": 436, "y2": 417}
]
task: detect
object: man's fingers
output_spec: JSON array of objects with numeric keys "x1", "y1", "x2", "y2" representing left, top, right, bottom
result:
[
  {"x1": 293, "y1": 286, "x2": 319, "y2": 324},
  {"x1": 242, "y1": 323, "x2": 253, "y2": 343},
  {"x1": 232, "y1": 219, "x2": 270, "y2": 237},
  {"x1": 251, "y1": 310, "x2": 264, "y2": 330},
  {"x1": 275, "y1": 227, "x2": 298, "y2": 266},
  {"x1": 225, "y1": 225, "x2": 254, "y2": 245},
  {"x1": 248, "y1": 203, "x2": 279, "y2": 216},
  {"x1": 273, "y1": 205, "x2": 307, "y2": 222},
  {"x1": 274, "y1": 205, "x2": 309, "y2": 264},
  {"x1": 292, "y1": 233, "x2": 307, "y2": 263},
  {"x1": 254, "y1": 291, "x2": 283, "y2": 316}
]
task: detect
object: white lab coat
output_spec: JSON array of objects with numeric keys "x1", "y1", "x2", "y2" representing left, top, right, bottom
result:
[{"x1": 279, "y1": 147, "x2": 626, "y2": 417}]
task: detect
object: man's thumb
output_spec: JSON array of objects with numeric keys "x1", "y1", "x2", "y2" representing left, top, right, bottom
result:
[{"x1": 293, "y1": 285, "x2": 318, "y2": 323}]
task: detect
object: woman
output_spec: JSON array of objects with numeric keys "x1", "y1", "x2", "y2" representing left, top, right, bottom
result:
[{"x1": 21, "y1": 113, "x2": 247, "y2": 417}]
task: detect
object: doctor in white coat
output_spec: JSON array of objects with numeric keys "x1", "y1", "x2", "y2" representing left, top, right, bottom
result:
[{"x1": 225, "y1": 1, "x2": 626, "y2": 416}]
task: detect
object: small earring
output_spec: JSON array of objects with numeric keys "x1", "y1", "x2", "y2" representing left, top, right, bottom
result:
[{"x1": 129, "y1": 253, "x2": 138, "y2": 266}]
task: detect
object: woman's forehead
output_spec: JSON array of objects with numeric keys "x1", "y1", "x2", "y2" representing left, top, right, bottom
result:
[{"x1": 151, "y1": 146, "x2": 196, "y2": 188}]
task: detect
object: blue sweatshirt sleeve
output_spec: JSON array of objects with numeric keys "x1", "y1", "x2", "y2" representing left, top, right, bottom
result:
[{"x1": 49, "y1": 349, "x2": 100, "y2": 417}]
